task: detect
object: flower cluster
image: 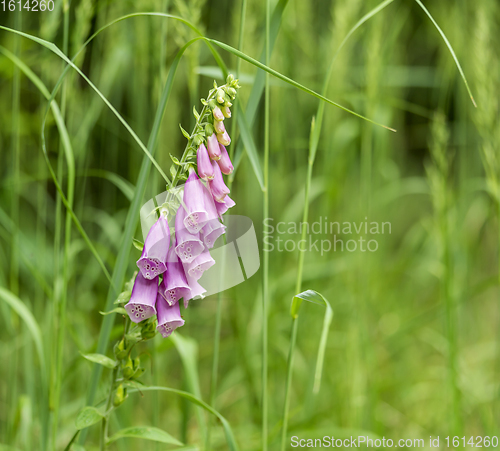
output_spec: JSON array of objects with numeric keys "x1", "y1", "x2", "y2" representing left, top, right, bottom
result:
[{"x1": 124, "y1": 75, "x2": 239, "y2": 338}]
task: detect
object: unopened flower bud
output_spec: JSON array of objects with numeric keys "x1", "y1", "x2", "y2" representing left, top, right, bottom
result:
[
  {"x1": 207, "y1": 133, "x2": 222, "y2": 160},
  {"x1": 222, "y1": 106, "x2": 231, "y2": 118},
  {"x1": 113, "y1": 384, "x2": 127, "y2": 406},
  {"x1": 141, "y1": 321, "x2": 156, "y2": 340},
  {"x1": 217, "y1": 144, "x2": 234, "y2": 175},
  {"x1": 193, "y1": 134, "x2": 203, "y2": 147},
  {"x1": 197, "y1": 144, "x2": 214, "y2": 181},
  {"x1": 214, "y1": 120, "x2": 225, "y2": 134},
  {"x1": 114, "y1": 338, "x2": 128, "y2": 360},
  {"x1": 217, "y1": 131, "x2": 231, "y2": 146},
  {"x1": 224, "y1": 100, "x2": 232, "y2": 108},
  {"x1": 216, "y1": 89, "x2": 225, "y2": 104},
  {"x1": 227, "y1": 87, "x2": 237, "y2": 98},
  {"x1": 205, "y1": 123, "x2": 215, "y2": 137},
  {"x1": 212, "y1": 106, "x2": 224, "y2": 121},
  {"x1": 226, "y1": 74, "x2": 234, "y2": 84},
  {"x1": 208, "y1": 99, "x2": 217, "y2": 110},
  {"x1": 123, "y1": 356, "x2": 134, "y2": 379}
]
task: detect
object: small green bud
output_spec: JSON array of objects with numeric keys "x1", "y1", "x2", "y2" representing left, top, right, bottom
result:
[
  {"x1": 226, "y1": 87, "x2": 237, "y2": 98},
  {"x1": 113, "y1": 384, "x2": 127, "y2": 407},
  {"x1": 132, "y1": 367, "x2": 145, "y2": 380},
  {"x1": 193, "y1": 134, "x2": 203, "y2": 147},
  {"x1": 226, "y1": 74, "x2": 234, "y2": 84},
  {"x1": 141, "y1": 319, "x2": 156, "y2": 340},
  {"x1": 123, "y1": 356, "x2": 134, "y2": 379},
  {"x1": 114, "y1": 338, "x2": 128, "y2": 360},
  {"x1": 208, "y1": 99, "x2": 217, "y2": 110},
  {"x1": 222, "y1": 106, "x2": 231, "y2": 118},
  {"x1": 205, "y1": 123, "x2": 215, "y2": 136},
  {"x1": 216, "y1": 89, "x2": 225, "y2": 104}
]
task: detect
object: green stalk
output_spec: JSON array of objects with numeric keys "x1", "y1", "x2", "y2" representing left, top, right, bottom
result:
[
  {"x1": 280, "y1": 119, "x2": 315, "y2": 450},
  {"x1": 100, "y1": 365, "x2": 119, "y2": 450},
  {"x1": 8, "y1": 9, "x2": 21, "y2": 447},
  {"x1": 207, "y1": 2, "x2": 248, "y2": 448},
  {"x1": 50, "y1": 4, "x2": 73, "y2": 448},
  {"x1": 262, "y1": 0, "x2": 271, "y2": 449}
]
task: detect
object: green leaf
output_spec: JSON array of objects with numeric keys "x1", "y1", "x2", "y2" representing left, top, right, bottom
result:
[
  {"x1": 132, "y1": 238, "x2": 144, "y2": 251},
  {"x1": 290, "y1": 290, "x2": 333, "y2": 393},
  {"x1": 80, "y1": 353, "x2": 118, "y2": 369},
  {"x1": 114, "y1": 290, "x2": 131, "y2": 305},
  {"x1": 75, "y1": 406, "x2": 104, "y2": 430},
  {"x1": 179, "y1": 124, "x2": 191, "y2": 139},
  {"x1": 106, "y1": 427, "x2": 183, "y2": 446},
  {"x1": 99, "y1": 307, "x2": 127, "y2": 316},
  {"x1": 170, "y1": 154, "x2": 182, "y2": 166},
  {"x1": 127, "y1": 386, "x2": 239, "y2": 451},
  {"x1": 171, "y1": 333, "x2": 206, "y2": 441}
]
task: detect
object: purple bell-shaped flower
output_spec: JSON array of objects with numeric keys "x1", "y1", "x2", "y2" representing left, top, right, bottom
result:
[
  {"x1": 155, "y1": 293, "x2": 185, "y2": 338},
  {"x1": 125, "y1": 272, "x2": 158, "y2": 323},
  {"x1": 183, "y1": 169, "x2": 212, "y2": 233},
  {"x1": 174, "y1": 204, "x2": 204, "y2": 264},
  {"x1": 184, "y1": 249, "x2": 215, "y2": 281},
  {"x1": 160, "y1": 248, "x2": 191, "y2": 306},
  {"x1": 136, "y1": 213, "x2": 170, "y2": 280}
]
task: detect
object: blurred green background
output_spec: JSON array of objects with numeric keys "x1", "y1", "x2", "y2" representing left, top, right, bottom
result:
[{"x1": 1, "y1": 0, "x2": 500, "y2": 449}]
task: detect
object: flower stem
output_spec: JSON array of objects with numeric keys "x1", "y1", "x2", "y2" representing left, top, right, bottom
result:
[{"x1": 100, "y1": 365, "x2": 118, "y2": 451}]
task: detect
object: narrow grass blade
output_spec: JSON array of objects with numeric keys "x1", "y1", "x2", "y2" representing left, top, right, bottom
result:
[
  {"x1": 414, "y1": 0, "x2": 476, "y2": 107},
  {"x1": 290, "y1": 290, "x2": 333, "y2": 393},
  {"x1": 0, "y1": 45, "x2": 113, "y2": 285},
  {"x1": 0, "y1": 288, "x2": 46, "y2": 378},
  {"x1": 208, "y1": 39, "x2": 396, "y2": 132},
  {"x1": 127, "y1": 385, "x2": 239, "y2": 451}
]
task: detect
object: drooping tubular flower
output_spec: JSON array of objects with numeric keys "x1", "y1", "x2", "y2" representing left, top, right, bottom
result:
[
  {"x1": 215, "y1": 194, "x2": 236, "y2": 218},
  {"x1": 197, "y1": 144, "x2": 214, "y2": 180},
  {"x1": 155, "y1": 293, "x2": 185, "y2": 338},
  {"x1": 160, "y1": 248, "x2": 191, "y2": 306},
  {"x1": 200, "y1": 183, "x2": 226, "y2": 248},
  {"x1": 217, "y1": 144, "x2": 233, "y2": 175},
  {"x1": 174, "y1": 204, "x2": 204, "y2": 264},
  {"x1": 184, "y1": 250, "x2": 215, "y2": 280},
  {"x1": 222, "y1": 106, "x2": 231, "y2": 118},
  {"x1": 207, "y1": 133, "x2": 222, "y2": 160},
  {"x1": 183, "y1": 169, "x2": 212, "y2": 233},
  {"x1": 184, "y1": 273, "x2": 206, "y2": 308},
  {"x1": 202, "y1": 219, "x2": 226, "y2": 249},
  {"x1": 209, "y1": 160, "x2": 230, "y2": 203},
  {"x1": 136, "y1": 212, "x2": 170, "y2": 280},
  {"x1": 217, "y1": 130, "x2": 231, "y2": 146},
  {"x1": 125, "y1": 272, "x2": 158, "y2": 323}
]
